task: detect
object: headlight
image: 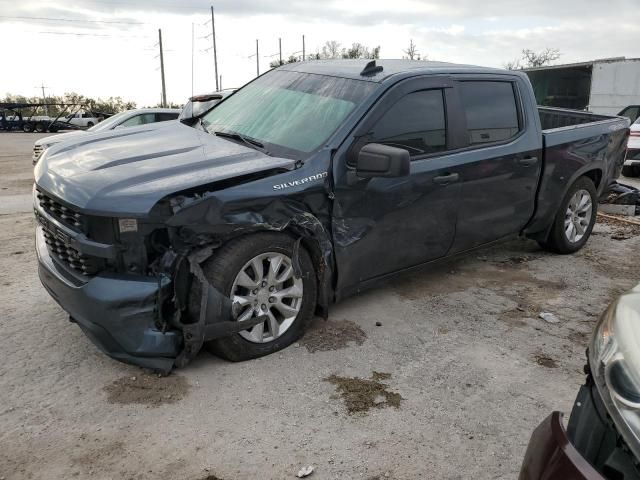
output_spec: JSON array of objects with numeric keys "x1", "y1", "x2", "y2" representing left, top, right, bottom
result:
[{"x1": 590, "y1": 284, "x2": 640, "y2": 460}]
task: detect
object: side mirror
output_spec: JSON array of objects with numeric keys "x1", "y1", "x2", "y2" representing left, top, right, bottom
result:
[{"x1": 356, "y1": 143, "x2": 410, "y2": 178}]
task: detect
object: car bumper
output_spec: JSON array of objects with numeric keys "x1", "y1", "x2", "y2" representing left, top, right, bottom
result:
[
  {"x1": 36, "y1": 226, "x2": 182, "y2": 372},
  {"x1": 519, "y1": 412, "x2": 603, "y2": 480}
]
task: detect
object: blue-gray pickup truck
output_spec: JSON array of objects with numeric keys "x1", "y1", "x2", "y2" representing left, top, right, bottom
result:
[{"x1": 33, "y1": 59, "x2": 630, "y2": 372}]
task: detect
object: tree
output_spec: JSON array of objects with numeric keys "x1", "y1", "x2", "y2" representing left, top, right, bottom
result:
[
  {"x1": 403, "y1": 39, "x2": 420, "y2": 60},
  {"x1": 269, "y1": 54, "x2": 301, "y2": 69},
  {"x1": 341, "y1": 43, "x2": 380, "y2": 59},
  {"x1": 522, "y1": 48, "x2": 561, "y2": 67},
  {"x1": 0, "y1": 92, "x2": 136, "y2": 116},
  {"x1": 321, "y1": 40, "x2": 341, "y2": 59},
  {"x1": 505, "y1": 48, "x2": 561, "y2": 70}
]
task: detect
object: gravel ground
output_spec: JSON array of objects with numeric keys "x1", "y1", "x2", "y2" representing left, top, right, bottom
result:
[{"x1": 1, "y1": 132, "x2": 640, "y2": 480}]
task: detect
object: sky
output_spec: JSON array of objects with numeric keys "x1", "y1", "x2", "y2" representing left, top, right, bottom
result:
[{"x1": 1, "y1": 0, "x2": 639, "y2": 107}]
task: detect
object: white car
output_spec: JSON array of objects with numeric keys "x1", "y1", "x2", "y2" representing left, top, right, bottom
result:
[
  {"x1": 33, "y1": 108, "x2": 181, "y2": 163},
  {"x1": 623, "y1": 117, "x2": 640, "y2": 177}
]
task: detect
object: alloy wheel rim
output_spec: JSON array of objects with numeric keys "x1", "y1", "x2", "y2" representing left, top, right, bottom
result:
[
  {"x1": 564, "y1": 189, "x2": 592, "y2": 244},
  {"x1": 230, "y1": 252, "x2": 303, "y2": 343}
]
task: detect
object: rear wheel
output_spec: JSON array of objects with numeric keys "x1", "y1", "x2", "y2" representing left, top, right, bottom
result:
[
  {"x1": 86, "y1": 122, "x2": 94, "y2": 128},
  {"x1": 22, "y1": 122, "x2": 33, "y2": 133},
  {"x1": 538, "y1": 177, "x2": 597, "y2": 254},
  {"x1": 35, "y1": 122, "x2": 46, "y2": 133},
  {"x1": 622, "y1": 165, "x2": 640, "y2": 177},
  {"x1": 193, "y1": 233, "x2": 317, "y2": 361}
]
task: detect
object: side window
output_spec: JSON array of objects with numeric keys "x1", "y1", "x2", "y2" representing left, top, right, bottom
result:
[
  {"x1": 620, "y1": 107, "x2": 640, "y2": 123},
  {"x1": 370, "y1": 89, "x2": 447, "y2": 158},
  {"x1": 120, "y1": 113, "x2": 156, "y2": 127},
  {"x1": 459, "y1": 81, "x2": 520, "y2": 145},
  {"x1": 155, "y1": 112, "x2": 179, "y2": 122},
  {"x1": 120, "y1": 115, "x2": 143, "y2": 127}
]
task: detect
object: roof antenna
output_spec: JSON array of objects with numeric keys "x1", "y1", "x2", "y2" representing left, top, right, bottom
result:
[{"x1": 360, "y1": 60, "x2": 383, "y2": 77}]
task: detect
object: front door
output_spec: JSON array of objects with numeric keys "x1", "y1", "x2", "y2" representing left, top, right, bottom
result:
[{"x1": 331, "y1": 76, "x2": 467, "y2": 296}]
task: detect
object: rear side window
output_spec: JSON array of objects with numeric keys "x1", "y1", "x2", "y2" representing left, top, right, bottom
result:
[
  {"x1": 371, "y1": 89, "x2": 446, "y2": 158},
  {"x1": 459, "y1": 81, "x2": 520, "y2": 145}
]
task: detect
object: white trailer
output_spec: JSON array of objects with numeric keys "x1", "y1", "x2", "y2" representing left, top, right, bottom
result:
[{"x1": 524, "y1": 57, "x2": 640, "y2": 117}]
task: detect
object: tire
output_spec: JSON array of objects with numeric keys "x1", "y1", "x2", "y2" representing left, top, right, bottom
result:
[
  {"x1": 35, "y1": 122, "x2": 46, "y2": 133},
  {"x1": 193, "y1": 232, "x2": 317, "y2": 362},
  {"x1": 622, "y1": 165, "x2": 640, "y2": 177},
  {"x1": 538, "y1": 176, "x2": 597, "y2": 254},
  {"x1": 86, "y1": 122, "x2": 94, "y2": 128},
  {"x1": 22, "y1": 122, "x2": 33, "y2": 133}
]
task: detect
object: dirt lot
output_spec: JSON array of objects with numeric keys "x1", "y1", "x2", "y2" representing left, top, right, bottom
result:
[{"x1": 1, "y1": 132, "x2": 639, "y2": 480}]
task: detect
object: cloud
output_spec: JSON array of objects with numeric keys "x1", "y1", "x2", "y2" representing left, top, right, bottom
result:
[{"x1": 2, "y1": 0, "x2": 640, "y2": 106}]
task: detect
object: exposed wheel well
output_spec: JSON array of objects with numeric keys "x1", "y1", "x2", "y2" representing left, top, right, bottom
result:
[
  {"x1": 582, "y1": 169, "x2": 602, "y2": 190},
  {"x1": 214, "y1": 228, "x2": 330, "y2": 316}
]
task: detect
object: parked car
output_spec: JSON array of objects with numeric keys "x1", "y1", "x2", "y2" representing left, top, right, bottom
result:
[
  {"x1": 33, "y1": 59, "x2": 629, "y2": 372},
  {"x1": 622, "y1": 116, "x2": 640, "y2": 177},
  {"x1": 178, "y1": 88, "x2": 236, "y2": 124},
  {"x1": 65, "y1": 112, "x2": 101, "y2": 128},
  {"x1": 32, "y1": 108, "x2": 181, "y2": 163},
  {"x1": 520, "y1": 284, "x2": 640, "y2": 480}
]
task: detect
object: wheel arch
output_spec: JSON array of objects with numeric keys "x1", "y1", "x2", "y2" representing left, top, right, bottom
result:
[
  {"x1": 212, "y1": 225, "x2": 333, "y2": 319},
  {"x1": 525, "y1": 169, "x2": 601, "y2": 243}
]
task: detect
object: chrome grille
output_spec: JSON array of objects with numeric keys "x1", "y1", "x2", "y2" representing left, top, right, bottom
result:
[
  {"x1": 36, "y1": 189, "x2": 85, "y2": 233},
  {"x1": 42, "y1": 228, "x2": 103, "y2": 275}
]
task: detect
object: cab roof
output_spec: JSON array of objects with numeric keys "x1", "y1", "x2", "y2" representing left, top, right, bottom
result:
[{"x1": 279, "y1": 59, "x2": 513, "y2": 83}]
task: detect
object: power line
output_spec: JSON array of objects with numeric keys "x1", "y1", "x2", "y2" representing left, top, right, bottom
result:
[
  {"x1": 37, "y1": 31, "x2": 152, "y2": 39},
  {"x1": 0, "y1": 15, "x2": 146, "y2": 25},
  {"x1": 74, "y1": 0, "x2": 213, "y2": 12}
]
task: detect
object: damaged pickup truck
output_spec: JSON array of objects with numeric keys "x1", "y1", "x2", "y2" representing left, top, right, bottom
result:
[{"x1": 34, "y1": 59, "x2": 630, "y2": 373}]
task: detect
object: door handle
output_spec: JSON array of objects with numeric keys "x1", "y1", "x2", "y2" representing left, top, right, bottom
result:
[
  {"x1": 433, "y1": 173, "x2": 460, "y2": 185},
  {"x1": 518, "y1": 156, "x2": 538, "y2": 167}
]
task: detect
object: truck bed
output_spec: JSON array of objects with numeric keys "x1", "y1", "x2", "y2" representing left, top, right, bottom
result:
[
  {"x1": 538, "y1": 106, "x2": 612, "y2": 130},
  {"x1": 524, "y1": 106, "x2": 630, "y2": 238}
]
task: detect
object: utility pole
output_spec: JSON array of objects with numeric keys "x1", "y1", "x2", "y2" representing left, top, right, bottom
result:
[
  {"x1": 256, "y1": 39, "x2": 259, "y2": 77},
  {"x1": 37, "y1": 83, "x2": 48, "y2": 116},
  {"x1": 302, "y1": 34, "x2": 305, "y2": 61},
  {"x1": 219, "y1": 75, "x2": 222, "y2": 90},
  {"x1": 279, "y1": 37, "x2": 282, "y2": 65},
  {"x1": 210, "y1": 6, "x2": 219, "y2": 91},
  {"x1": 191, "y1": 23, "x2": 195, "y2": 97},
  {"x1": 158, "y1": 29, "x2": 167, "y2": 107}
]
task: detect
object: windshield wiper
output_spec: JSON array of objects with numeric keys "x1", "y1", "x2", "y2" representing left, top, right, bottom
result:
[{"x1": 213, "y1": 130, "x2": 267, "y2": 153}]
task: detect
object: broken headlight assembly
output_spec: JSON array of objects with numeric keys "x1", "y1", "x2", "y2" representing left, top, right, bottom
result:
[{"x1": 590, "y1": 284, "x2": 640, "y2": 461}]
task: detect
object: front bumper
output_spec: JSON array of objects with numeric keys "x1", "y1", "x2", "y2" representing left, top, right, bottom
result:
[
  {"x1": 36, "y1": 226, "x2": 182, "y2": 372},
  {"x1": 520, "y1": 412, "x2": 603, "y2": 480}
]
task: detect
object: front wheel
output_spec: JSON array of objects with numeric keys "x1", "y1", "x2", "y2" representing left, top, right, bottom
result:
[
  {"x1": 538, "y1": 176, "x2": 597, "y2": 254},
  {"x1": 194, "y1": 233, "x2": 317, "y2": 362}
]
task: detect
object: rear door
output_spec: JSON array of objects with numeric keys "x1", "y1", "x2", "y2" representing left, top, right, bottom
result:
[
  {"x1": 332, "y1": 76, "x2": 467, "y2": 293},
  {"x1": 448, "y1": 76, "x2": 543, "y2": 253}
]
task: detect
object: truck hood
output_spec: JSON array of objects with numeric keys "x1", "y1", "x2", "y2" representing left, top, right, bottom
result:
[
  {"x1": 34, "y1": 122, "x2": 296, "y2": 216},
  {"x1": 35, "y1": 130, "x2": 87, "y2": 147}
]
